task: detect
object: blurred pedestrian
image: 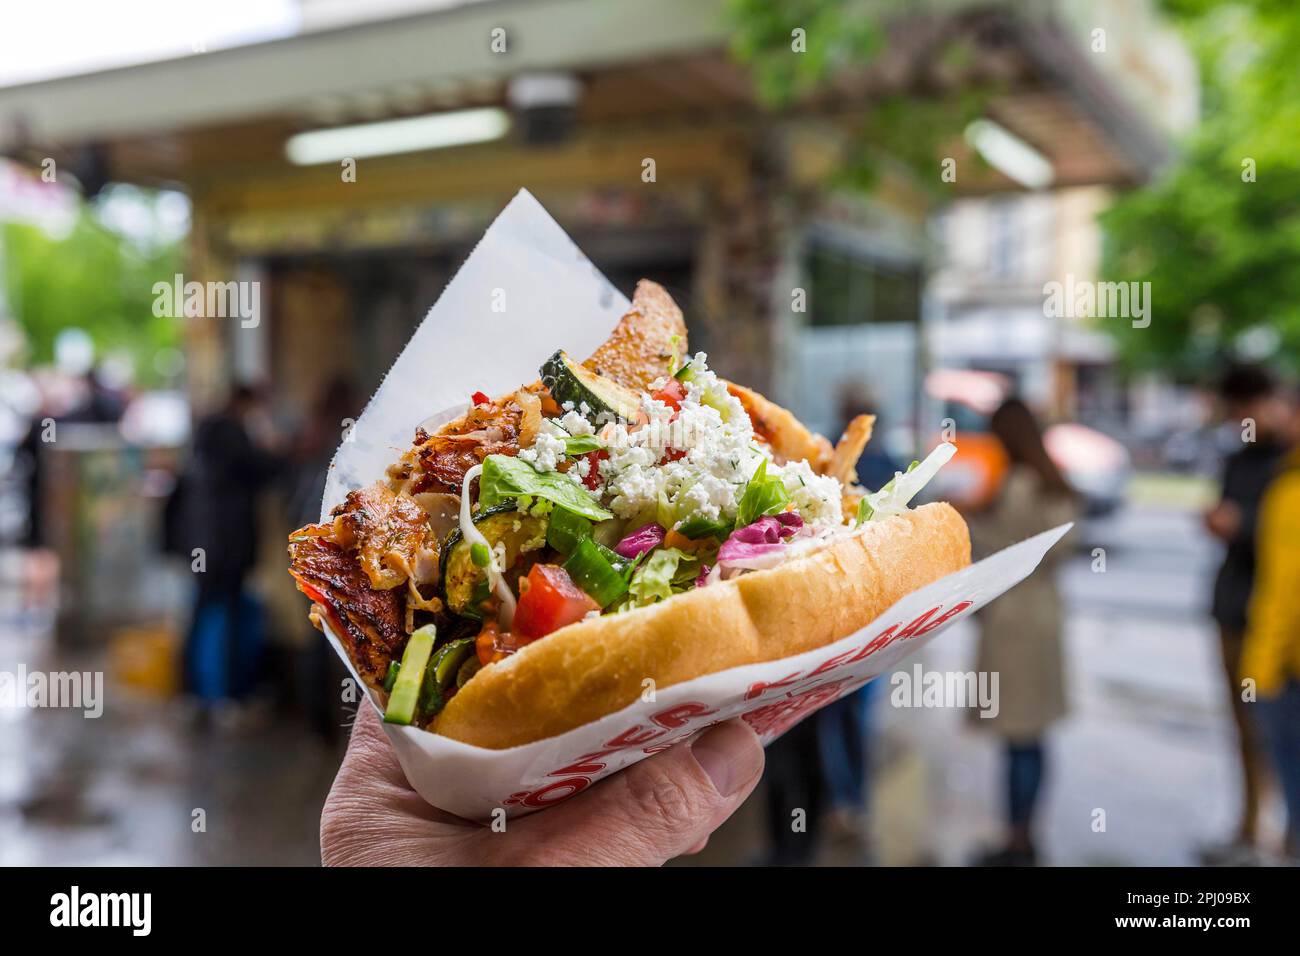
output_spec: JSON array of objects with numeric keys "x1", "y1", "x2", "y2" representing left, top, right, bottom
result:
[
  {"x1": 18, "y1": 366, "x2": 125, "y2": 549},
  {"x1": 1200, "y1": 364, "x2": 1290, "y2": 864},
  {"x1": 967, "y1": 398, "x2": 1077, "y2": 866},
  {"x1": 180, "y1": 384, "x2": 283, "y2": 716},
  {"x1": 1241, "y1": 389, "x2": 1300, "y2": 864}
]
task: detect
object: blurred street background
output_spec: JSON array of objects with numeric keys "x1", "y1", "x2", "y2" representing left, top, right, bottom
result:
[{"x1": 2, "y1": 0, "x2": 1298, "y2": 865}]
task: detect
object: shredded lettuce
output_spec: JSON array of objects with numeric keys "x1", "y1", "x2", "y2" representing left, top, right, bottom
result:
[
  {"x1": 736, "y1": 458, "x2": 791, "y2": 527},
  {"x1": 676, "y1": 514, "x2": 733, "y2": 540},
  {"x1": 857, "y1": 442, "x2": 956, "y2": 524},
  {"x1": 479, "y1": 454, "x2": 612, "y2": 521},
  {"x1": 625, "y1": 547, "x2": 698, "y2": 607}
]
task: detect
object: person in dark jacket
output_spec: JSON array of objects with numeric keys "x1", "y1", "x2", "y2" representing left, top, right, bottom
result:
[
  {"x1": 1200, "y1": 364, "x2": 1290, "y2": 864},
  {"x1": 182, "y1": 384, "x2": 283, "y2": 706}
]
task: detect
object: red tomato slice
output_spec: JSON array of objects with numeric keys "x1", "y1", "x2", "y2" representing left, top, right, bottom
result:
[
  {"x1": 513, "y1": 564, "x2": 599, "y2": 639},
  {"x1": 651, "y1": 377, "x2": 686, "y2": 413},
  {"x1": 471, "y1": 390, "x2": 491, "y2": 406}
]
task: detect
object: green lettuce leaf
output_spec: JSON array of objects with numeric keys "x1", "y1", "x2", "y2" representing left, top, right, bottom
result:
[
  {"x1": 478, "y1": 454, "x2": 612, "y2": 521},
  {"x1": 561, "y1": 434, "x2": 604, "y2": 456},
  {"x1": 626, "y1": 547, "x2": 698, "y2": 607},
  {"x1": 857, "y1": 442, "x2": 956, "y2": 524},
  {"x1": 736, "y1": 458, "x2": 790, "y2": 527}
]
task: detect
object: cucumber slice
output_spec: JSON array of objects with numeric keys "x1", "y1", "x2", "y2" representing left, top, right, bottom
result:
[
  {"x1": 432, "y1": 637, "x2": 476, "y2": 689},
  {"x1": 384, "y1": 625, "x2": 436, "y2": 725},
  {"x1": 415, "y1": 637, "x2": 476, "y2": 721},
  {"x1": 546, "y1": 506, "x2": 594, "y2": 555},
  {"x1": 563, "y1": 537, "x2": 628, "y2": 608},
  {"x1": 541, "y1": 350, "x2": 642, "y2": 422},
  {"x1": 441, "y1": 505, "x2": 547, "y2": 615},
  {"x1": 456, "y1": 655, "x2": 483, "y2": 689}
]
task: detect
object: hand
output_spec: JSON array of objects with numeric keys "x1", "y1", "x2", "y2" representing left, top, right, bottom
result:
[
  {"x1": 1204, "y1": 500, "x2": 1242, "y2": 541},
  {"x1": 321, "y1": 700, "x2": 765, "y2": 866}
]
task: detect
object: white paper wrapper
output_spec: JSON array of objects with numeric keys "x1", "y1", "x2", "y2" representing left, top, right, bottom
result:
[{"x1": 314, "y1": 189, "x2": 1071, "y2": 821}]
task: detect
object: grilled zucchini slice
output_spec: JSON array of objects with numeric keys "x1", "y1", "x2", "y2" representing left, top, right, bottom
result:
[
  {"x1": 541, "y1": 350, "x2": 641, "y2": 422},
  {"x1": 441, "y1": 505, "x2": 548, "y2": 615}
]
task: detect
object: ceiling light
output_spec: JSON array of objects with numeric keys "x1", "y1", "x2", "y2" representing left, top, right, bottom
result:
[
  {"x1": 964, "y1": 119, "x2": 1054, "y2": 190},
  {"x1": 285, "y1": 107, "x2": 510, "y2": 165}
]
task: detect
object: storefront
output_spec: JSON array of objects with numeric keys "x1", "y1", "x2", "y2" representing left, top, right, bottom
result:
[{"x1": 0, "y1": 0, "x2": 1180, "y2": 452}]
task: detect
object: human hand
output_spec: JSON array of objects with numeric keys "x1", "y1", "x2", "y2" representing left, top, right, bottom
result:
[
  {"x1": 321, "y1": 700, "x2": 765, "y2": 866},
  {"x1": 1204, "y1": 500, "x2": 1242, "y2": 541}
]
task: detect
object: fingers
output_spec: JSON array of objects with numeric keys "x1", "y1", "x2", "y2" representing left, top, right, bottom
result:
[{"x1": 508, "y1": 719, "x2": 764, "y2": 866}]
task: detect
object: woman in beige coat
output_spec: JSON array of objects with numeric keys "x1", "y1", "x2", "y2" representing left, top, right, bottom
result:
[{"x1": 967, "y1": 399, "x2": 1078, "y2": 866}]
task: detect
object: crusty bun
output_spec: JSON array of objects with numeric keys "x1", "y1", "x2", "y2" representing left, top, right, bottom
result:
[{"x1": 433, "y1": 502, "x2": 970, "y2": 749}]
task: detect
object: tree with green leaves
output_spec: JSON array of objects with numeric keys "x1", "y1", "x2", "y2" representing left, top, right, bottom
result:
[
  {"x1": 3, "y1": 196, "x2": 182, "y2": 387},
  {"x1": 726, "y1": 0, "x2": 991, "y2": 194},
  {"x1": 1100, "y1": 0, "x2": 1300, "y2": 379}
]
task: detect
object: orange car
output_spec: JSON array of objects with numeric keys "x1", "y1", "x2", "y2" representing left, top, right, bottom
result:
[{"x1": 923, "y1": 369, "x2": 1129, "y2": 516}]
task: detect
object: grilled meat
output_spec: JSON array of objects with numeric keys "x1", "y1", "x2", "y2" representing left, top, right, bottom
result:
[{"x1": 289, "y1": 534, "x2": 406, "y2": 684}]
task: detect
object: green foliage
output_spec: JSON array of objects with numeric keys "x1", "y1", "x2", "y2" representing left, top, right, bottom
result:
[
  {"x1": 1100, "y1": 0, "x2": 1300, "y2": 377},
  {"x1": 728, "y1": 0, "x2": 885, "y2": 106},
  {"x1": 3, "y1": 206, "x2": 182, "y2": 385},
  {"x1": 726, "y1": 0, "x2": 991, "y2": 195}
]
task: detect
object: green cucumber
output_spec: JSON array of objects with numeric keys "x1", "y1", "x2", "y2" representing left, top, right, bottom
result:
[
  {"x1": 540, "y1": 350, "x2": 641, "y2": 422},
  {"x1": 384, "y1": 625, "x2": 436, "y2": 725},
  {"x1": 415, "y1": 637, "x2": 476, "y2": 721},
  {"x1": 547, "y1": 506, "x2": 594, "y2": 555},
  {"x1": 563, "y1": 537, "x2": 629, "y2": 608},
  {"x1": 432, "y1": 638, "x2": 476, "y2": 688},
  {"x1": 456, "y1": 655, "x2": 483, "y2": 689}
]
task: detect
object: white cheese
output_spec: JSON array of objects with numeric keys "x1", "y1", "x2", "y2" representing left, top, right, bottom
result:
[{"x1": 772, "y1": 458, "x2": 844, "y2": 527}]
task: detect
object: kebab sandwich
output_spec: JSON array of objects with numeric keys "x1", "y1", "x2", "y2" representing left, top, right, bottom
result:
[{"x1": 288, "y1": 281, "x2": 969, "y2": 749}]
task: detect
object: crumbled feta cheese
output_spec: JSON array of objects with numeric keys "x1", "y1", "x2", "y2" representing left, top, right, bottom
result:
[
  {"x1": 529, "y1": 351, "x2": 847, "y2": 531},
  {"x1": 518, "y1": 430, "x2": 567, "y2": 472},
  {"x1": 597, "y1": 354, "x2": 759, "y2": 524},
  {"x1": 772, "y1": 458, "x2": 844, "y2": 527},
  {"x1": 559, "y1": 410, "x2": 594, "y2": 436}
]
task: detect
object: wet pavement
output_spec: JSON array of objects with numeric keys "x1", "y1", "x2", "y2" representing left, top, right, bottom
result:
[
  {"x1": 1, "y1": 492, "x2": 1262, "y2": 866},
  {"x1": 0, "y1": 577, "x2": 344, "y2": 866}
]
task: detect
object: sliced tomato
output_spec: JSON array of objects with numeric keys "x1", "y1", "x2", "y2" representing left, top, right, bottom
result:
[
  {"x1": 652, "y1": 377, "x2": 687, "y2": 413},
  {"x1": 513, "y1": 564, "x2": 599, "y2": 639},
  {"x1": 471, "y1": 390, "x2": 491, "y2": 406}
]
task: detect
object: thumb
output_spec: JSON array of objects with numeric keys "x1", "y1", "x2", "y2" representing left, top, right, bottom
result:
[{"x1": 511, "y1": 719, "x2": 764, "y2": 866}]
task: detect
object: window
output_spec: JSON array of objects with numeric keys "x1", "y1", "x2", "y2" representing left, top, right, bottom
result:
[
  {"x1": 988, "y1": 197, "x2": 1020, "y2": 280},
  {"x1": 805, "y1": 242, "x2": 921, "y2": 327}
]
